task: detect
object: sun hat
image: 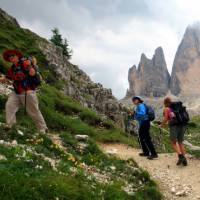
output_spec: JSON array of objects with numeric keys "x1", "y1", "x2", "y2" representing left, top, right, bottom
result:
[
  {"x1": 132, "y1": 96, "x2": 143, "y2": 102},
  {"x1": 3, "y1": 49, "x2": 23, "y2": 62}
]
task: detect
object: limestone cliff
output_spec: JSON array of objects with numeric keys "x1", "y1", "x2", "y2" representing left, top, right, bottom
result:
[
  {"x1": 170, "y1": 25, "x2": 200, "y2": 96},
  {"x1": 126, "y1": 47, "x2": 170, "y2": 97}
]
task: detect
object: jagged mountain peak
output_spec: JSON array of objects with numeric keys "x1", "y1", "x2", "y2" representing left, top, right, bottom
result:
[
  {"x1": 186, "y1": 22, "x2": 200, "y2": 32},
  {"x1": 126, "y1": 47, "x2": 170, "y2": 97},
  {"x1": 170, "y1": 23, "x2": 200, "y2": 96},
  {"x1": 155, "y1": 46, "x2": 164, "y2": 54}
]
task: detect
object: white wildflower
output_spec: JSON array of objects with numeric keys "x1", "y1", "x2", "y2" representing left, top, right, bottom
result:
[
  {"x1": 17, "y1": 130, "x2": 24, "y2": 136},
  {"x1": 11, "y1": 140, "x2": 17, "y2": 145},
  {"x1": 0, "y1": 140, "x2": 4, "y2": 144},
  {"x1": 35, "y1": 165, "x2": 43, "y2": 169},
  {"x1": 109, "y1": 166, "x2": 116, "y2": 171},
  {"x1": 0, "y1": 154, "x2": 7, "y2": 161}
]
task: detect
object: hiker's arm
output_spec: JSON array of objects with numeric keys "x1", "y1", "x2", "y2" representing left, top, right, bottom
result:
[
  {"x1": 134, "y1": 105, "x2": 146, "y2": 121},
  {"x1": 161, "y1": 110, "x2": 168, "y2": 127}
]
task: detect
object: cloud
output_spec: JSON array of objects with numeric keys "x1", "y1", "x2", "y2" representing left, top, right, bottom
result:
[{"x1": 1, "y1": 0, "x2": 200, "y2": 99}]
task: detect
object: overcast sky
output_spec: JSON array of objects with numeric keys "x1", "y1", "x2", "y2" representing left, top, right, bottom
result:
[{"x1": 1, "y1": 0, "x2": 200, "y2": 99}]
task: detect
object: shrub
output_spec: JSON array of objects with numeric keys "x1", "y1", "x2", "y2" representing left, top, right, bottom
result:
[
  {"x1": 103, "y1": 184, "x2": 129, "y2": 200},
  {"x1": 79, "y1": 109, "x2": 101, "y2": 126}
]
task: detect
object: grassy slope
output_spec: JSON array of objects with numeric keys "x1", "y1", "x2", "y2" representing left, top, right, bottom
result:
[{"x1": 0, "y1": 15, "x2": 162, "y2": 199}]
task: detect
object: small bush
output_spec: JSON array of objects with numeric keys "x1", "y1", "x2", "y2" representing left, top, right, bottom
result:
[
  {"x1": 79, "y1": 109, "x2": 101, "y2": 126},
  {"x1": 55, "y1": 98, "x2": 82, "y2": 115}
]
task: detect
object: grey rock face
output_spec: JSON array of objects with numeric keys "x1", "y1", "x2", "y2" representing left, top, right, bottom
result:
[
  {"x1": 38, "y1": 41, "x2": 124, "y2": 123},
  {"x1": 0, "y1": 8, "x2": 19, "y2": 27},
  {"x1": 127, "y1": 47, "x2": 170, "y2": 97},
  {"x1": 170, "y1": 25, "x2": 200, "y2": 96},
  {"x1": 126, "y1": 65, "x2": 137, "y2": 97}
]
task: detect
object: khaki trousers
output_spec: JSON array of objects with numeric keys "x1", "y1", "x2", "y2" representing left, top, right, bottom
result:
[{"x1": 6, "y1": 91, "x2": 47, "y2": 132}]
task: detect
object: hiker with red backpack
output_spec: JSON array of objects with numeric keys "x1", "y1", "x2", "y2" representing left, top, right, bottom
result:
[
  {"x1": 159, "y1": 97, "x2": 189, "y2": 166},
  {"x1": 0, "y1": 49, "x2": 47, "y2": 134},
  {"x1": 132, "y1": 96, "x2": 158, "y2": 160}
]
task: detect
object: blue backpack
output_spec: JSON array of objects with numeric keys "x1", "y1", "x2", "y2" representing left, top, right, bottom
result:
[{"x1": 145, "y1": 104, "x2": 155, "y2": 121}]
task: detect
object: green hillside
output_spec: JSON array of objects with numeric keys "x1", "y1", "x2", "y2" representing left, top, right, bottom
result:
[{"x1": 0, "y1": 11, "x2": 162, "y2": 200}]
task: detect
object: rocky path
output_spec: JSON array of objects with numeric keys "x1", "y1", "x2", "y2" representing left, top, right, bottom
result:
[{"x1": 100, "y1": 143, "x2": 200, "y2": 200}]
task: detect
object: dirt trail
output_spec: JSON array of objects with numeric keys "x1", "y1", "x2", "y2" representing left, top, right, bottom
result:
[{"x1": 100, "y1": 143, "x2": 200, "y2": 200}]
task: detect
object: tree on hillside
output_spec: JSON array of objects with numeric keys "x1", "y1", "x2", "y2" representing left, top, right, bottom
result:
[{"x1": 50, "y1": 28, "x2": 72, "y2": 60}]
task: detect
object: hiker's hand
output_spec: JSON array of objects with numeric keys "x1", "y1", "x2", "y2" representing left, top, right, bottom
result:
[
  {"x1": 29, "y1": 68, "x2": 36, "y2": 76},
  {"x1": 159, "y1": 123, "x2": 166, "y2": 128}
]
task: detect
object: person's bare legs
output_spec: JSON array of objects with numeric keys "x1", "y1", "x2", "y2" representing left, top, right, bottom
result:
[
  {"x1": 171, "y1": 140, "x2": 181, "y2": 155},
  {"x1": 178, "y1": 142, "x2": 187, "y2": 166},
  {"x1": 172, "y1": 141, "x2": 188, "y2": 166},
  {"x1": 178, "y1": 142, "x2": 186, "y2": 155}
]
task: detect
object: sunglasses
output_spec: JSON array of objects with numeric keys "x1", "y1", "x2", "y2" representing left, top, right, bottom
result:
[{"x1": 8, "y1": 55, "x2": 16, "y2": 59}]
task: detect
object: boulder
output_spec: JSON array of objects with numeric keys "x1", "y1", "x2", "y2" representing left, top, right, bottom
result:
[{"x1": 75, "y1": 135, "x2": 89, "y2": 141}]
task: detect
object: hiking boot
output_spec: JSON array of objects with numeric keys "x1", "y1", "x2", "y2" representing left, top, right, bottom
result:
[
  {"x1": 182, "y1": 156, "x2": 188, "y2": 166},
  {"x1": 147, "y1": 154, "x2": 158, "y2": 160},
  {"x1": 39, "y1": 129, "x2": 48, "y2": 135},
  {"x1": 139, "y1": 153, "x2": 149, "y2": 157},
  {"x1": 177, "y1": 154, "x2": 183, "y2": 166},
  {"x1": 2, "y1": 124, "x2": 11, "y2": 131},
  {"x1": 177, "y1": 154, "x2": 188, "y2": 166}
]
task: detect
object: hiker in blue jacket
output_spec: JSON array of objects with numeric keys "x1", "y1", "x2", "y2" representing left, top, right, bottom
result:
[{"x1": 132, "y1": 96, "x2": 158, "y2": 160}]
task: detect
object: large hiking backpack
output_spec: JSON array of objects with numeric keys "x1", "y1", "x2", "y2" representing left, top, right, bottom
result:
[
  {"x1": 28, "y1": 65, "x2": 43, "y2": 87},
  {"x1": 145, "y1": 104, "x2": 155, "y2": 121},
  {"x1": 11, "y1": 57, "x2": 42, "y2": 93},
  {"x1": 170, "y1": 101, "x2": 190, "y2": 126},
  {"x1": 20, "y1": 57, "x2": 42, "y2": 87}
]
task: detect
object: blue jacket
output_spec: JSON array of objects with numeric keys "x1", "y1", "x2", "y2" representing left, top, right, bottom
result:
[{"x1": 134, "y1": 103, "x2": 149, "y2": 124}]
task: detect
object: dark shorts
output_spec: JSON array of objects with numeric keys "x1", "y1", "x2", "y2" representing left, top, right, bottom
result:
[{"x1": 169, "y1": 125, "x2": 186, "y2": 142}]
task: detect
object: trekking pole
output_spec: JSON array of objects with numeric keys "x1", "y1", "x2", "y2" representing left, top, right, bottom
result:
[
  {"x1": 151, "y1": 123, "x2": 170, "y2": 134},
  {"x1": 24, "y1": 90, "x2": 27, "y2": 114},
  {"x1": 186, "y1": 126, "x2": 190, "y2": 135}
]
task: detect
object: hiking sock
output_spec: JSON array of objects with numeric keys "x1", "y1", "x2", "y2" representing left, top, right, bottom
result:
[{"x1": 177, "y1": 154, "x2": 183, "y2": 166}]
